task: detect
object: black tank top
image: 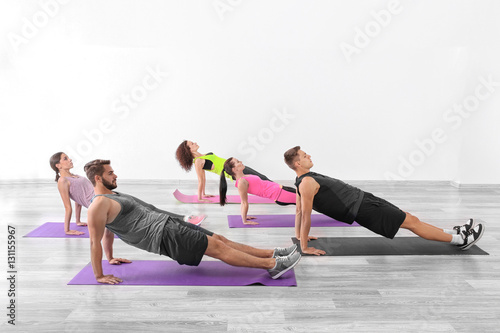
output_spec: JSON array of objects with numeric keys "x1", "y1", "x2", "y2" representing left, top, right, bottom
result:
[
  {"x1": 201, "y1": 152, "x2": 214, "y2": 170},
  {"x1": 295, "y1": 172, "x2": 364, "y2": 224}
]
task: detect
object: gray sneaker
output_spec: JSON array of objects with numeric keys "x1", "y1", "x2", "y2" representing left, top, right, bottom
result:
[
  {"x1": 272, "y1": 244, "x2": 297, "y2": 258},
  {"x1": 268, "y1": 252, "x2": 301, "y2": 279}
]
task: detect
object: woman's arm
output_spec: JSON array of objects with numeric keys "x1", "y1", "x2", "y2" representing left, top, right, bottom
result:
[
  {"x1": 194, "y1": 159, "x2": 210, "y2": 201},
  {"x1": 74, "y1": 202, "x2": 87, "y2": 226},
  {"x1": 237, "y1": 179, "x2": 258, "y2": 225},
  {"x1": 57, "y1": 179, "x2": 84, "y2": 235}
]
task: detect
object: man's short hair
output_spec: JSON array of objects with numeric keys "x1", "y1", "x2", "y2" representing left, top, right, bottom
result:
[
  {"x1": 284, "y1": 146, "x2": 301, "y2": 170},
  {"x1": 84, "y1": 159, "x2": 111, "y2": 186}
]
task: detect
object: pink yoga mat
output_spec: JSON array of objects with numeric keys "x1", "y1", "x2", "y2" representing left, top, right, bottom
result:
[
  {"x1": 24, "y1": 222, "x2": 118, "y2": 238},
  {"x1": 68, "y1": 260, "x2": 296, "y2": 286},
  {"x1": 228, "y1": 214, "x2": 360, "y2": 228},
  {"x1": 173, "y1": 189, "x2": 274, "y2": 204}
]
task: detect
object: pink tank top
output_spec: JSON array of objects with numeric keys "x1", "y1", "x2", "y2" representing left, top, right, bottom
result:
[
  {"x1": 235, "y1": 175, "x2": 281, "y2": 201},
  {"x1": 65, "y1": 175, "x2": 94, "y2": 208}
]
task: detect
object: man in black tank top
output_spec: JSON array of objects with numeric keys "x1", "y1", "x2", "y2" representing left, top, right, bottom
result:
[{"x1": 283, "y1": 146, "x2": 485, "y2": 256}]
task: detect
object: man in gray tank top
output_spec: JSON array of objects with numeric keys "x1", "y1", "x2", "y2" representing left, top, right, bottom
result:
[
  {"x1": 283, "y1": 146, "x2": 485, "y2": 256},
  {"x1": 83, "y1": 159, "x2": 301, "y2": 284}
]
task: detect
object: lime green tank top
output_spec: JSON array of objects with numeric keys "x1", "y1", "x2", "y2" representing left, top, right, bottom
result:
[{"x1": 194, "y1": 153, "x2": 231, "y2": 179}]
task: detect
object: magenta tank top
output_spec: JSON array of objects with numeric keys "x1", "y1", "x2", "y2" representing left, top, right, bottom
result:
[
  {"x1": 235, "y1": 175, "x2": 281, "y2": 201},
  {"x1": 65, "y1": 175, "x2": 94, "y2": 208}
]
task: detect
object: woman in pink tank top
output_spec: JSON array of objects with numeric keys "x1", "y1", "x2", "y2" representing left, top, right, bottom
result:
[
  {"x1": 49, "y1": 152, "x2": 95, "y2": 236},
  {"x1": 175, "y1": 140, "x2": 271, "y2": 202},
  {"x1": 219, "y1": 158, "x2": 296, "y2": 225}
]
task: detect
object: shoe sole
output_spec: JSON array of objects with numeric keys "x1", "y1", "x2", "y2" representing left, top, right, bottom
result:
[
  {"x1": 190, "y1": 215, "x2": 206, "y2": 226},
  {"x1": 271, "y1": 254, "x2": 301, "y2": 280},
  {"x1": 196, "y1": 215, "x2": 207, "y2": 225},
  {"x1": 461, "y1": 224, "x2": 485, "y2": 251}
]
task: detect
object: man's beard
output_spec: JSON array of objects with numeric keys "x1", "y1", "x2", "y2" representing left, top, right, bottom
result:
[{"x1": 102, "y1": 178, "x2": 117, "y2": 190}]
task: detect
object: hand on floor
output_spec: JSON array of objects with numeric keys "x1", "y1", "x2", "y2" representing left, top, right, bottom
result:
[
  {"x1": 109, "y1": 258, "x2": 132, "y2": 265},
  {"x1": 65, "y1": 230, "x2": 85, "y2": 236}
]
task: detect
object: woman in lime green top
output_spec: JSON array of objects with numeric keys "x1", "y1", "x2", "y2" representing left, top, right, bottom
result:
[{"x1": 176, "y1": 140, "x2": 271, "y2": 202}]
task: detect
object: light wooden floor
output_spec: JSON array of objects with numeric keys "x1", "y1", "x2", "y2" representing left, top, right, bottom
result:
[{"x1": 1, "y1": 180, "x2": 499, "y2": 332}]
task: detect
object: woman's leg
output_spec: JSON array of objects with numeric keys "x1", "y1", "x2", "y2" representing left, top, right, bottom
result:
[{"x1": 275, "y1": 186, "x2": 297, "y2": 205}]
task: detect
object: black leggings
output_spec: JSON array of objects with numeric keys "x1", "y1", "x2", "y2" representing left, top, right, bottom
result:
[{"x1": 275, "y1": 186, "x2": 296, "y2": 206}]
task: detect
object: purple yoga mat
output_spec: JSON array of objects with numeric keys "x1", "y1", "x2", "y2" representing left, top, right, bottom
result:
[
  {"x1": 173, "y1": 189, "x2": 274, "y2": 204},
  {"x1": 24, "y1": 222, "x2": 118, "y2": 238},
  {"x1": 68, "y1": 260, "x2": 296, "y2": 286},
  {"x1": 228, "y1": 214, "x2": 361, "y2": 228}
]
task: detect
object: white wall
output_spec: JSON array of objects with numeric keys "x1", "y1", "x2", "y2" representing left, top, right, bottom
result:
[{"x1": 1, "y1": 0, "x2": 499, "y2": 183}]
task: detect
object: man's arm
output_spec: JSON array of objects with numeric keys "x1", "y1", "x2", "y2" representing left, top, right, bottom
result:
[
  {"x1": 102, "y1": 228, "x2": 114, "y2": 261},
  {"x1": 102, "y1": 228, "x2": 132, "y2": 265},
  {"x1": 87, "y1": 197, "x2": 123, "y2": 285},
  {"x1": 299, "y1": 178, "x2": 326, "y2": 256}
]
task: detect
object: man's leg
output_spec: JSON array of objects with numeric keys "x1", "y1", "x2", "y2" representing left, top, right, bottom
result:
[
  {"x1": 211, "y1": 234, "x2": 273, "y2": 258},
  {"x1": 204, "y1": 236, "x2": 275, "y2": 269},
  {"x1": 400, "y1": 213, "x2": 453, "y2": 242},
  {"x1": 204, "y1": 236, "x2": 302, "y2": 279},
  {"x1": 174, "y1": 220, "x2": 295, "y2": 258}
]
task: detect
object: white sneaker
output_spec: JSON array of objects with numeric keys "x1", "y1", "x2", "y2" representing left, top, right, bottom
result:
[
  {"x1": 453, "y1": 218, "x2": 474, "y2": 235},
  {"x1": 459, "y1": 223, "x2": 485, "y2": 250}
]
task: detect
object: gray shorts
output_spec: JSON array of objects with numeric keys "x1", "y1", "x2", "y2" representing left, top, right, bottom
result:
[{"x1": 159, "y1": 217, "x2": 214, "y2": 266}]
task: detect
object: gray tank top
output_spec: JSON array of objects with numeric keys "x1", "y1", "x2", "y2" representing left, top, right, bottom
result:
[{"x1": 92, "y1": 192, "x2": 168, "y2": 254}]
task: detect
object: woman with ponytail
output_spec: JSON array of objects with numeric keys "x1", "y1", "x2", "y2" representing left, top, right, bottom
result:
[
  {"x1": 219, "y1": 158, "x2": 296, "y2": 225},
  {"x1": 50, "y1": 153, "x2": 206, "y2": 232},
  {"x1": 176, "y1": 140, "x2": 270, "y2": 202},
  {"x1": 49, "y1": 152, "x2": 94, "y2": 235}
]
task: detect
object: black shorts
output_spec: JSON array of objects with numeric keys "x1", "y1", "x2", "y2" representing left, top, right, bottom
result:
[
  {"x1": 355, "y1": 192, "x2": 406, "y2": 239},
  {"x1": 159, "y1": 217, "x2": 214, "y2": 266}
]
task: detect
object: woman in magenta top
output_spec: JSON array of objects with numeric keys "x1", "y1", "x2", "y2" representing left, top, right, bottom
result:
[
  {"x1": 219, "y1": 157, "x2": 296, "y2": 225},
  {"x1": 49, "y1": 152, "x2": 94, "y2": 235}
]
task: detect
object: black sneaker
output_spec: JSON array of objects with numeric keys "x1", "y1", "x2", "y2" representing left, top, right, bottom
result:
[
  {"x1": 460, "y1": 223, "x2": 485, "y2": 250},
  {"x1": 268, "y1": 252, "x2": 301, "y2": 279},
  {"x1": 453, "y1": 218, "x2": 474, "y2": 235},
  {"x1": 272, "y1": 244, "x2": 297, "y2": 258}
]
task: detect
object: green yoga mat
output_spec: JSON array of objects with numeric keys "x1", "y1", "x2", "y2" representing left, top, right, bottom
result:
[{"x1": 291, "y1": 237, "x2": 489, "y2": 256}]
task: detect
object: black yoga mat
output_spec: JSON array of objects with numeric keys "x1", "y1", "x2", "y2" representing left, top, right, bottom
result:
[{"x1": 291, "y1": 237, "x2": 489, "y2": 256}]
